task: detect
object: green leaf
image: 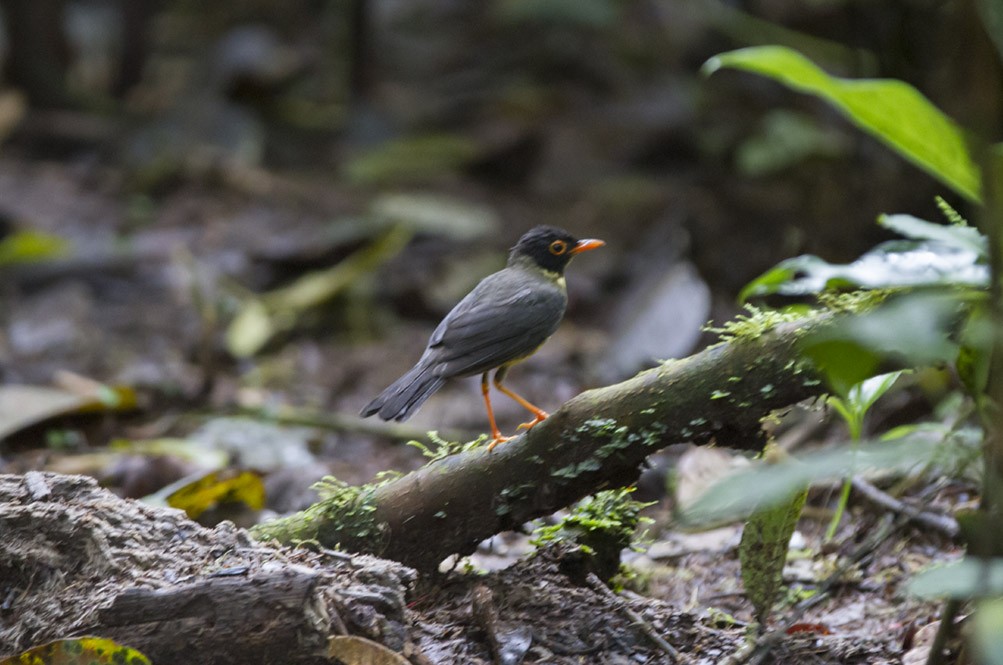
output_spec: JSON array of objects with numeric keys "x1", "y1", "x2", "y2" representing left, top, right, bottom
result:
[
  {"x1": 973, "y1": 598, "x2": 1003, "y2": 665},
  {"x1": 0, "y1": 230, "x2": 71, "y2": 265},
  {"x1": 847, "y1": 370, "x2": 910, "y2": 417},
  {"x1": 704, "y1": 46, "x2": 981, "y2": 201},
  {"x1": 740, "y1": 481, "x2": 808, "y2": 625},
  {"x1": 910, "y1": 557, "x2": 1003, "y2": 599},
  {"x1": 682, "y1": 434, "x2": 941, "y2": 526},
  {"x1": 800, "y1": 293, "x2": 962, "y2": 395},
  {"x1": 735, "y1": 110, "x2": 849, "y2": 177}
]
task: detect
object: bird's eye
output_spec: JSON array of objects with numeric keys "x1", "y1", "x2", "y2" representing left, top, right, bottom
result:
[{"x1": 549, "y1": 240, "x2": 567, "y2": 255}]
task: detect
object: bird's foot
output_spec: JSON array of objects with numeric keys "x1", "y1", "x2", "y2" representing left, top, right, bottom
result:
[
  {"x1": 486, "y1": 434, "x2": 513, "y2": 452},
  {"x1": 516, "y1": 411, "x2": 549, "y2": 431}
]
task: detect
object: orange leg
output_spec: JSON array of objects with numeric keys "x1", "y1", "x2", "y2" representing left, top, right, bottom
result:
[
  {"x1": 482, "y1": 372, "x2": 511, "y2": 452},
  {"x1": 493, "y1": 366, "x2": 549, "y2": 432}
]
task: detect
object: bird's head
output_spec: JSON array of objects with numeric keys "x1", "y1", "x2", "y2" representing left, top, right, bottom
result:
[{"x1": 509, "y1": 225, "x2": 605, "y2": 275}]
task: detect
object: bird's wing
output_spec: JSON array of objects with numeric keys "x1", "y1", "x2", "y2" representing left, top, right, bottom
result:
[{"x1": 426, "y1": 272, "x2": 567, "y2": 378}]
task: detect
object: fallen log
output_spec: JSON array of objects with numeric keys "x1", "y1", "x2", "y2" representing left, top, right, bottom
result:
[{"x1": 253, "y1": 315, "x2": 829, "y2": 572}]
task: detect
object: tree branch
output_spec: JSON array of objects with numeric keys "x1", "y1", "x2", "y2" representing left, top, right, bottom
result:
[{"x1": 253, "y1": 315, "x2": 831, "y2": 572}]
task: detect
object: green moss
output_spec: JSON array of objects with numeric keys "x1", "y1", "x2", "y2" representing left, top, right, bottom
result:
[
  {"x1": 816, "y1": 289, "x2": 890, "y2": 313},
  {"x1": 703, "y1": 304, "x2": 803, "y2": 344},
  {"x1": 408, "y1": 431, "x2": 487, "y2": 460},
  {"x1": 530, "y1": 488, "x2": 654, "y2": 582},
  {"x1": 250, "y1": 472, "x2": 399, "y2": 547}
]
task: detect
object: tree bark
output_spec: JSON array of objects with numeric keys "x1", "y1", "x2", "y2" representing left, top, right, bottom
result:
[{"x1": 253, "y1": 315, "x2": 829, "y2": 572}]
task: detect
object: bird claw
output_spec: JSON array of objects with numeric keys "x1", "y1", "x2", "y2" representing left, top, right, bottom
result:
[
  {"x1": 516, "y1": 412, "x2": 549, "y2": 431},
  {"x1": 486, "y1": 435, "x2": 512, "y2": 452}
]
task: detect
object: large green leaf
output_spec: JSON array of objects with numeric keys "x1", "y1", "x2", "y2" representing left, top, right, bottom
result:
[
  {"x1": 910, "y1": 557, "x2": 1003, "y2": 598},
  {"x1": 704, "y1": 46, "x2": 981, "y2": 202},
  {"x1": 682, "y1": 434, "x2": 942, "y2": 526},
  {"x1": 740, "y1": 481, "x2": 808, "y2": 625},
  {"x1": 800, "y1": 293, "x2": 963, "y2": 396}
]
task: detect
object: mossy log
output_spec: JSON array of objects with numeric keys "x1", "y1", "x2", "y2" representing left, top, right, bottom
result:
[{"x1": 253, "y1": 317, "x2": 830, "y2": 572}]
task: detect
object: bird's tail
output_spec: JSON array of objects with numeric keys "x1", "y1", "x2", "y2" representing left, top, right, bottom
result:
[{"x1": 360, "y1": 362, "x2": 446, "y2": 422}]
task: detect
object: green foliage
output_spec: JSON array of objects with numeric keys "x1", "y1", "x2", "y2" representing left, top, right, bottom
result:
[
  {"x1": 0, "y1": 230, "x2": 70, "y2": 265},
  {"x1": 910, "y1": 557, "x2": 1003, "y2": 598},
  {"x1": 973, "y1": 598, "x2": 1003, "y2": 665},
  {"x1": 681, "y1": 434, "x2": 942, "y2": 526},
  {"x1": 823, "y1": 371, "x2": 908, "y2": 540},
  {"x1": 531, "y1": 488, "x2": 653, "y2": 580},
  {"x1": 827, "y1": 371, "x2": 909, "y2": 442},
  {"x1": 740, "y1": 479, "x2": 808, "y2": 626},
  {"x1": 407, "y1": 431, "x2": 487, "y2": 460},
  {"x1": 704, "y1": 46, "x2": 981, "y2": 201},
  {"x1": 800, "y1": 292, "x2": 967, "y2": 396},
  {"x1": 735, "y1": 109, "x2": 849, "y2": 177},
  {"x1": 935, "y1": 195, "x2": 969, "y2": 227},
  {"x1": 702, "y1": 303, "x2": 803, "y2": 344}
]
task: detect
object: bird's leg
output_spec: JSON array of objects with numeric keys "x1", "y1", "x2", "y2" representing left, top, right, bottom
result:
[
  {"x1": 493, "y1": 366, "x2": 549, "y2": 432},
  {"x1": 482, "y1": 372, "x2": 511, "y2": 451}
]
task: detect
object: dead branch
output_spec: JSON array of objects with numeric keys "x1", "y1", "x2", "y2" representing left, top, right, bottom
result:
[{"x1": 253, "y1": 315, "x2": 831, "y2": 572}]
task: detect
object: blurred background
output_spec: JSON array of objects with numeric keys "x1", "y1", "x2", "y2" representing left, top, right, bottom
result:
[{"x1": 0, "y1": 0, "x2": 995, "y2": 535}]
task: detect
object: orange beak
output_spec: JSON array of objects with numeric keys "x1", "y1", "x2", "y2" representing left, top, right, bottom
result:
[{"x1": 569, "y1": 238, "x2": 605, "y2": 255}]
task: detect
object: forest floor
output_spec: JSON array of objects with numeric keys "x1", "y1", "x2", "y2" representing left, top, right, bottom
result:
[{"x1": 0, "y1": 143, "x2": 966, "y2": 664}]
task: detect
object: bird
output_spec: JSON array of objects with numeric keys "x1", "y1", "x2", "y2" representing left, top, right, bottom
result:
[{"x1": 360, "y1": 225, "x2": 605, "y2": 450}]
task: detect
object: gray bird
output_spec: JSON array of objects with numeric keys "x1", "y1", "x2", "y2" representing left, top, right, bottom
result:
[{"x1": 361, "y1": 226, "x2": 604, "y2": 449}]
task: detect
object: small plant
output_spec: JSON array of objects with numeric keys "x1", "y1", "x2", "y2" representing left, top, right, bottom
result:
[
  {"x1": 407, "y1": 431, "x2": 488, "y2": 460},
  {"x1": 531, "y1": 487, "x2": 654, "y2": 582},
  {"x1": 824, "y1": 370, "x2": 909, "y2": 540}
]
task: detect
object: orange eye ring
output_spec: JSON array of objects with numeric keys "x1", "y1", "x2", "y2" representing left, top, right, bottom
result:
[{"x1": 549, "y1": 240, "x2": 567, "y2": 255}]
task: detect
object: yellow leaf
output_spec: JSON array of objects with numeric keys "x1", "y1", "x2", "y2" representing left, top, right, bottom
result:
[
  {"x1": 327, "y1": 636, "x2": 410, "y2": 665},
  {"x1": 1, "y1": 636, "x2": 151, "y2": 665},
  {"x1": 166, "y1": 469, "x2": 265, "y2": 519}
]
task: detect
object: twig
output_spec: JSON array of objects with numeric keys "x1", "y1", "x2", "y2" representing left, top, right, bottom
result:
[
  {"x1": 850, "y1": 477, "x2": 959, "y2": 538},
  {"x1": 585, "y1": 573, "x2": 680, "y2": 663},
  {"x1": 925, "y1": 598, "x2": 961, "y2": 665}
]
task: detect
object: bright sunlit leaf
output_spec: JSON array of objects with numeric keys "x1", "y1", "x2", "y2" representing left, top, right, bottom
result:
[
  {"x1": 704, "y1": 46, "x2": 981, "y2": 201},
  {"x1": 740, "y1": 241, "x2": 987, "y2": 300}
]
